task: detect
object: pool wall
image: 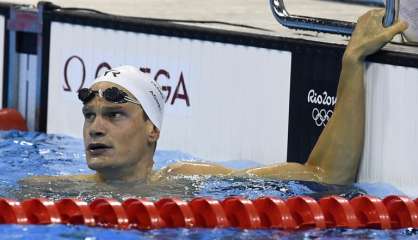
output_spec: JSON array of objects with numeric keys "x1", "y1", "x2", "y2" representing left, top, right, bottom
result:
[{"x1": 1, "y1": 2, "x2": 418, "y2": 195}]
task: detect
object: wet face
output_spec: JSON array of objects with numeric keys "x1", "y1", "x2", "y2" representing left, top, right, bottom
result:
[{"x1": 82, "y1": 82, "x2": 158, "y2": 174}]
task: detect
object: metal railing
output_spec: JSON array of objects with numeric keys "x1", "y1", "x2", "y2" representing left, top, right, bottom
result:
[{"x1": 269, "y1": 0, "x2": 396, "y2": 36}]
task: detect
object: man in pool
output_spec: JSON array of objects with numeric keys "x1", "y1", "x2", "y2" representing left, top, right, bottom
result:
[
  {"x1": 78, "y1": 66, "x2": 233, "y2": 182},
  {"x1": 33, "y1": 9, "x2": 408, "y2": 184}
]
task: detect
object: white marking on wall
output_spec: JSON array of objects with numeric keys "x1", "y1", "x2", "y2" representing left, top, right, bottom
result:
[
  {"x1": 359, "y1": 62, "x2": 418, "y2": 197},
  {"x1": 17, "y1": 54, "x2": 37, "y2": 130},
  {"x1": 47, "y1": 22, "x2": 292, "y2": 165}
]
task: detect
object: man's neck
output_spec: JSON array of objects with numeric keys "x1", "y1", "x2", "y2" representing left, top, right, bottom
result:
[{"x1": 95, "y1": 156, "x2": 154, "y2": 182}]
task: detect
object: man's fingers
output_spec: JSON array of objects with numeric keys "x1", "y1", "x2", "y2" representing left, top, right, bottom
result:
[
  {"x1": 394, "y1": 21, "x2": 409, "y2": 32},
  {"x1": 373, "y1": 9, "x2": 386, "y2": 21},
  {"x1": 375, "y1": 22, "x2": 407, "y2": 46},
  {"x1": 387, "y1": 21, "x2": 409, "y2": 35},
  {"x1": 382, "y1": 21, "x2": 409, "y2": 41}
]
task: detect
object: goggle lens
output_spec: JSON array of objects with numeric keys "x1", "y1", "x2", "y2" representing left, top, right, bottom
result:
[
  {"x1": 78, "y1": 87, "x2": 129, "y2": 104},
  {"x1": 102, "y1": 87, "x2": 127, "y2": 103},
  {"x1": 78, "y1": 88, "x2": 96, "y2": 104}
]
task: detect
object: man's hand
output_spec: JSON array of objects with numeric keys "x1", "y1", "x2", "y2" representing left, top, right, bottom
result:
[{"x1": 345, "y1": 9, "x2": 408, "y2": 62}]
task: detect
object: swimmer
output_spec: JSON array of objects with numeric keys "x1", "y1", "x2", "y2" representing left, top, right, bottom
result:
[
  {"x1": 78, "y1": 66, "x2": 233, "y2": 182},
  {"x1": 27, "y1": 9, "x2": 408, "y2": 185}
]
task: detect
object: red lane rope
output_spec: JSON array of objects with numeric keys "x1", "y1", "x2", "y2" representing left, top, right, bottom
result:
[{"x1": 0, "y1": 195, "x2": 417, "y2": 230}]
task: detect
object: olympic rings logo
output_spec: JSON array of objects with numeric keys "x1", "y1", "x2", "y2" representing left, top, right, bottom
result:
[{"x1": 312, "y1": 108, "x2": 333, "y2": 127}]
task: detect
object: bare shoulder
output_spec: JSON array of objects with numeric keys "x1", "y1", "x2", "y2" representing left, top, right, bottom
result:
[
  {"x1": 20, "y1": 174, "x2": 99, "y2": 184},
  {"x1": 156, "y1": 161, "x2": 234, "y2": 177}
]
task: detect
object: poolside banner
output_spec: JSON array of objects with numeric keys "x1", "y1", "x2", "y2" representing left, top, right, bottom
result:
[{"x1": 47, "y1": 22, "x2": 292, "y2": 165}]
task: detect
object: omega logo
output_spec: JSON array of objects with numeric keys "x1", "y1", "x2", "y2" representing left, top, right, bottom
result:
[
  {"x1": 63, "y1": 55, "x2": 86, "y2": 92},
  {"x1": 63, "y1": 56, "x2": 191, "y2": 106}
]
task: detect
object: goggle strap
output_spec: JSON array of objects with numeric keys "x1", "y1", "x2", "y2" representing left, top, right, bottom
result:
[{"x1": 124, "y1": 96, "x2": 140, "y2": 105}]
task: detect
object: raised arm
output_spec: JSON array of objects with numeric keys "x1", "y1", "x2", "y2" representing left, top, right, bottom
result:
[
  {"x1": 241, "y1": 10, "x2": 408, "y2": 184},
  {"x1": 305, "y1": 10, "x2": 408, "y2": 184}
]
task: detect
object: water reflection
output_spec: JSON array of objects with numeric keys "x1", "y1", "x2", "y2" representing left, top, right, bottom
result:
[{"x1": 14, "y1": 176, "x2": 366, "y2": 202}]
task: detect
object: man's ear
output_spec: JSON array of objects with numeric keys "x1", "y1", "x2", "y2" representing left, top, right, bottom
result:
[{"x1": 146, "y1": 123, "x2": 160, "y2": 143}]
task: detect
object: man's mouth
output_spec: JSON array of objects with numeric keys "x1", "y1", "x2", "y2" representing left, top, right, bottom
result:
[{"x1": 87, "y1": 143, "x2": 112, "y2": 155}]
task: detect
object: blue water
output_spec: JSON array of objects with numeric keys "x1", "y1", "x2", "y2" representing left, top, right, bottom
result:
[{"x1": 0, "y1": 130, "x2": 416, "y2": 239}]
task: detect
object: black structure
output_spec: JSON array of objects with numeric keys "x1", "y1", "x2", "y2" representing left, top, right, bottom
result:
[{"x1": 0, "y1": 3, "x2": 9, "y2": 109}]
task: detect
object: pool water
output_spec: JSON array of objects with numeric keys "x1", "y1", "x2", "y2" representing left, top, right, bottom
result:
[{"x1": 0, "y1": 130, "x2": 416, "y2": 239}]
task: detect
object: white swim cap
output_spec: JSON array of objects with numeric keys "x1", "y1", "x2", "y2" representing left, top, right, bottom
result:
[{"x1": 92, "y1": 65, "x2": 165, "y2": 130}]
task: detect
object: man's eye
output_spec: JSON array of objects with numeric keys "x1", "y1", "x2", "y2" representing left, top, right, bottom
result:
[
  {"x1": 108, "y1": 112, "x2": 124, "y2": 119},
  {"x1": 83, "y1": 112, "x2": 95, "y2": 120}
]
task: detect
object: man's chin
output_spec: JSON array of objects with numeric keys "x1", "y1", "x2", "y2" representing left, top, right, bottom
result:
[{"x1": 87, "y1": 156, "x2": 113, "y2": 171}]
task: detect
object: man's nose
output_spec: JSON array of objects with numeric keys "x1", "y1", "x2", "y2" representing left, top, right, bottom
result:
[{"x1": 89, "y1": 116, "x2": 106, "y2": 138}]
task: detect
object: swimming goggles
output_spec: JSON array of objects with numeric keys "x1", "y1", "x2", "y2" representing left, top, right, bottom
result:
[{"x1": 78, "y1": 87, "x2": 140, "y2": 105}]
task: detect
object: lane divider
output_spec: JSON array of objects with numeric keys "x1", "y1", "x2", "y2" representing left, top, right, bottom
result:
[{"x1": 0, "y1": 195, "x2": 417, "y2": 230}]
